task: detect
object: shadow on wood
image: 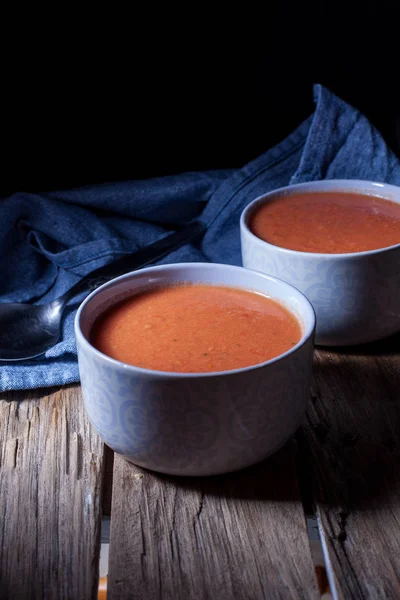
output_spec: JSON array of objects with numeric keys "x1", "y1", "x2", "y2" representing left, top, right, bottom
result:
[
  {"x1": 303, "y1": 350, "x2": 400, "y2": 511},
  {"x1": 317, "y1": 330, "x2": 400, "y2": 357},
  {"x1": 139, "y1": 441, "x2": 302, "y2": 503}
]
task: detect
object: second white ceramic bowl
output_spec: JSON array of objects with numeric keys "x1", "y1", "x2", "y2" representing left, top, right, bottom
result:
[{"x1": 241, "y1": 179, "x2": 400, "y2": 346}]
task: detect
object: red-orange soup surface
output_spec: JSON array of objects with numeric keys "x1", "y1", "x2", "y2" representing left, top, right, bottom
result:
[
  {"x1": 250, "y1": 191, "x2": 400, "y2": 253},
  {"x1": 90, "y1": 284, "x2": 302, "y2": 373}
]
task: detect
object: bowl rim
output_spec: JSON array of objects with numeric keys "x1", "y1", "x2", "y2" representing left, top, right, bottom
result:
[
  {"x1": 74, "y1": 262, "x2": 316, "y2": 379},
  {"x1": 240, "y1": 178, "x2": 400, "y2": 259}
]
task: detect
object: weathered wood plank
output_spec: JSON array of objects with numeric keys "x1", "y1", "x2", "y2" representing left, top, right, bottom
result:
[
  {"x1": 302, "y1": 345, "x2": 400, "y2": 600},
  {"x1": 0, "y1": 385, "x2": 105, "y2": 600},
  {"x1": 108, "y1": 443, "x2": 319, "y2": 600}
]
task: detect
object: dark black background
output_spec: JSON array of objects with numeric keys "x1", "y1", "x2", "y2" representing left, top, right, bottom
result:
[{"x1": 2, "y1": 5, "x2": 399, "y2": 195}]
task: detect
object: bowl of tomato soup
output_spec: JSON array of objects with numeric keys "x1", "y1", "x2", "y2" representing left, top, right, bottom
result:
[
  {"x1": 240, "y1": 179, "x2": 400, "y2": 346},
  {"x1": 75, "y1": 263, "x2": 315, "y2": 476}
]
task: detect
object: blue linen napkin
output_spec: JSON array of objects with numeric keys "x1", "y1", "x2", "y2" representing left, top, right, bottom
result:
[{"x1": 1, "y1": 84, "x2": 400, "y2": 392}]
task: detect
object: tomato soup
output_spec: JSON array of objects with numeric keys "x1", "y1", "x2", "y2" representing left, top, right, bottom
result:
[
  {"x1": 250, "y1": 191, "x2": 400, "y2": 253},
  {"x1": 90, "y1": 284, "x2": 302, "y2": 373}
]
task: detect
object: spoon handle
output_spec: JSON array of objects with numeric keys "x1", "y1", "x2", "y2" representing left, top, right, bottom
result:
[{"x1": 60, "y1": 220, "x2": 207, "y2": 305}]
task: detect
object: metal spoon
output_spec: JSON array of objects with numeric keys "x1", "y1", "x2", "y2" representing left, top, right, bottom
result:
[{"x1": 0, "y1": 221, "x2": 206, "y2": 361}]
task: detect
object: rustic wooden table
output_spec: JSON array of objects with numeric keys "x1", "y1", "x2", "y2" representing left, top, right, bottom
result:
[{"x1": 1, "y1": 342, "x2": 399, "y2": 600}]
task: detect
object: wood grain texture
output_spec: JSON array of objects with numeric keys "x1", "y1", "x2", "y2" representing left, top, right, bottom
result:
[
  {"x1": 302, "y1": 343, "x2": 400, "y2": 600},
  {"x1": 0, "y1": 385, "x2": 105, "y2": 600},
  {"x1": 108, "y1": 443, "x2": 319, "y2": 600}
]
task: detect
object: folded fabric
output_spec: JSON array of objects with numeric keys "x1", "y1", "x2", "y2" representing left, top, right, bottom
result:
[{"x1": 1, "y1": 84, "x2": 400, "y2": 392}]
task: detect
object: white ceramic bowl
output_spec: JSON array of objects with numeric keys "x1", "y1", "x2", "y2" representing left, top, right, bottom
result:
[
  {"x1": 75, "y1": 263, "x2": 315, "y2": 476},
  {"x1": 241, "y1": 179, "x2": 400, "y2": 346}
]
